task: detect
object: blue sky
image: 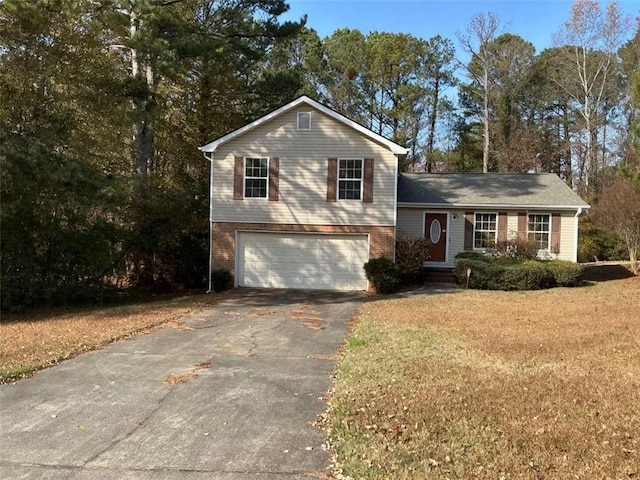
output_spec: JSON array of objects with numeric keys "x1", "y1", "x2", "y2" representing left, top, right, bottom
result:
[{"x1": 281, "y1": 0, "x2": 639, "y2": 55}]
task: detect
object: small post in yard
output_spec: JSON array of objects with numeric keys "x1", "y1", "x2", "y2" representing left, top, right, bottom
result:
[{"x1": 466, "y1": 268, "x2": 471, "y2": 289}]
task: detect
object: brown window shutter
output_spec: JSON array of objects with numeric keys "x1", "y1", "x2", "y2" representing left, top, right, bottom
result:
[
  {"x1": 498, "y1": 212, "x2": 507, "y2": 242},
  {"x1": 551, "y1": 213, "x2": 561, "y2": 254},
  {"x1": 327, "y1": 158, "x2": 337, "y2": 202},
  {"x1": 517, "y1": 212, "x2": 527, "y2": 240},
  {"x1": 269, "y1": 157, "x2": 279, "y2": 201},
  {"x1": 363, "y1": 158, "x2": 374, "y2": 203},
  {"x1": 234, "y1": 156, "x2": 244, "y2": 200},
  {"x1": 464, "y1": 212, "x2": 474, "y2": 250}
]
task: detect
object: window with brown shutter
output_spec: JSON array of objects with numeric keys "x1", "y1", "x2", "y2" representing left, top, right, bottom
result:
[
  {"x1": 269, "y1": 157, "x2": 279, "y2": 201},
  {"x1": 363, "y1": 158, "x2": 374, "y2": 203},
  {"x1": 517, "y1": 212, "x2": 527, "y2": 240},
  {"x1": 464, "y1": 212, "x2": 474, "y2": 250},
  {"x1": 327, "y1": 158, "x2": 337, "y2": 202},
  {"x1": 233, "y1": 156, "x2": 243, "y2": 200},
  {"x1": 527, "y1": 213, "x2": 556, "y2": 252},
  {"x1": 498, "y1": 212, "x2": 507, "y2": 242},
  {"x1": 551, "y1": 213, "x2": 561, "y2": 254}
]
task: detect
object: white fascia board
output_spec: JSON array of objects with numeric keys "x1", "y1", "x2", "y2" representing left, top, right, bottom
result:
[
  {"x1": 198, "y1": 96, "x2": 408, "y2": 155},
  {"x1": 397, "y1": 202, "x2": 590, "y2": 210}
]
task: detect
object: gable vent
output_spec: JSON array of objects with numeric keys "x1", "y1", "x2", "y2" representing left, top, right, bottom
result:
[{"x1": 297, "y1": 112, "x2": 311, "y2": 130}]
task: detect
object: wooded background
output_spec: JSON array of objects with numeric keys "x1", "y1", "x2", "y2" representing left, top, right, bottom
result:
[{"x1": 1, "y1": 0, "x2": 638, "y2": 310}]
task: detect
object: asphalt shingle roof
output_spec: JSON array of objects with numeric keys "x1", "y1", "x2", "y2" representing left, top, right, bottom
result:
[{"x1": 398, "y1": 173, "x2": 589, "y2": 208}]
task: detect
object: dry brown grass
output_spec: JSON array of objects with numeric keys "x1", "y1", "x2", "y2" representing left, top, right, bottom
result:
[
  {"x1": 0, "y1": 293, "x2": 219, "y2": 382},
  {"x1": 329, "y1": 278, "x2": 640, "y2": 479}
]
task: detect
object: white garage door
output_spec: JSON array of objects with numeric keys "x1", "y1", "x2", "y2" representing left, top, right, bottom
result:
[{"x1": 237, "y1": 232, "x2": 369, "y2": 291}]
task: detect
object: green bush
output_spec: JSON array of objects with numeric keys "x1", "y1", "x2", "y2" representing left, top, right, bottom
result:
[
  {"x1": 211, "y1": 268, "x2": 233, "y2": 292},
  {"x1": 454, "y1": 255, "x2": 582, "y2": 290},
  {"x1": 363, "y1": 257, "x2": 403, "y2": 294},
  {"x1": 486, "y1": 260, "x2": 554, "y2": 290},
  {"x1": 545, "y1": 260, "x2": 583, "y2": 287},
  {"x1": 455, "y1": 251, "x2": 488, "y2": 261},
  {"x1": 454, "y1": 257, "x2": 491, "y2": 288}
]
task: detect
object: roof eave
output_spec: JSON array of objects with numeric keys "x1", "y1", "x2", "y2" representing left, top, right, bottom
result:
[{"x1": 397, "y1": 202, "x2": 590, "y2": 210}]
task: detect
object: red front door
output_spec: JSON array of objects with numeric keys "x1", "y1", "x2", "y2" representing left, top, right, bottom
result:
[{"x1": 424, "y1": 213, "x2": 448, "y2": 262}]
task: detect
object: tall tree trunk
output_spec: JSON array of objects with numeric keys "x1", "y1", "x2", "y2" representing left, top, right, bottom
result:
[
  {"x1": 426, "y1": 74, "x2": 441, "y2": 173},
  {"x1": 483, "y1": 60, "x2": 490, "y2": 173}
]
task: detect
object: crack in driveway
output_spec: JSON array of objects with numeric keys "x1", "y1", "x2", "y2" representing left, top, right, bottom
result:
[{"x1": 0, "y1": 289, "x2": 362, "y2": 479}]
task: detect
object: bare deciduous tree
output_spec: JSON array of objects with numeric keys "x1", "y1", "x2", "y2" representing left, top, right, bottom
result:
[
  {"x1": 593, "y1": 176, "x2": 640, "y2": 274},
  {"x1": 552, "y1": 0, "x2": 632, "y2": 194},
  {"x1": 457, "y1": 11, "x2": 501, "y2": 173}
]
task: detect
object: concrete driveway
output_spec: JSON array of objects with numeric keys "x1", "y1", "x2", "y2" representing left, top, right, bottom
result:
[{"x1": 0, "y1": 289, "x2": 363, "y2": 479}]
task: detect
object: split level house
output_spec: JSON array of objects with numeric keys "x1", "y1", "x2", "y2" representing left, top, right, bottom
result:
[{"x1": 199, "y1": 96, "x2": 589, "y2": 292}]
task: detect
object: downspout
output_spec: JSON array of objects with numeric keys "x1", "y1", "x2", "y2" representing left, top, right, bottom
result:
[
  {"x1": 573, "y1": 207, "x2": 583, "y2": 263},
  {"x1": 204, "y1": 151, "x2": 214, "y2": 293},
  {"x1": 392, "y1": 153, "x2": 405, "y2": 263},
  {"x1": 392, "y1": 154, "x2": 400, "y2": 263}
]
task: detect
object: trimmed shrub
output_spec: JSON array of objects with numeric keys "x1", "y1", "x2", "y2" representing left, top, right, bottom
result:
[
  {"x1": 485, "y1": 260, "x2": 554, "y2": 290},
  {"x1": 454, "y1": 255, "x2": 583, "y2": 290},
  {"x1": 454, "y1": 256, "x2": 491, "y2": 288},
  {"x1": 211, "y1": 268, "x2": 233, "y2": 292},
  {"x1": 395, "y1": 235, "x2": 431, "y2": 282},
  {"x1": 455, "y1": 251, "x2": 488, "y2": 261},
  {"x1": 545, "y1": 260, "x2": 583, "y2": 287},
  {"x1": 363, "y1": 257, "x2": 403, "y2": 294}
]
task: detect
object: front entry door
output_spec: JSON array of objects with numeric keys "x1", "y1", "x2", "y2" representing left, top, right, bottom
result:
[{"x1": 424, "y1": 213, "x2": 448, "y2": 262}]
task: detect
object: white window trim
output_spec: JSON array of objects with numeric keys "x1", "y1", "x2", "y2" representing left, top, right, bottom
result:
[
  {"x1": 297, "y1": 112, "x2": 311, "y2": 130},
  {"x1": 527, "y1": 212, "x2": 551, "y2": 252},
  {"x1": 337, "y1": 158, "x2": 364, "y2": 202},
  {"x1": 243, "y1": 156, "x2": 269, "y2": 200},
  {"x1": 473, "y1": 211, "x2": 498, "y2": 250}
]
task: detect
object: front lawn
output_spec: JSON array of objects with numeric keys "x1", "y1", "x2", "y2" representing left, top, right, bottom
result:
[
  {"x1": 0, "y1": 293, "x2": 219, "y2": 383},
  {"x1": 328, "y1": 278, "x2": 640, "y2": 479}
]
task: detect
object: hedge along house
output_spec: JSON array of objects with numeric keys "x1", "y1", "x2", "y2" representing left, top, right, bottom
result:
[{"x1": 199, "y1": 96, "x2": 589, "y2": 292}]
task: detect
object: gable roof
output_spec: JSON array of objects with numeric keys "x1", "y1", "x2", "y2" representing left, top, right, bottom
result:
[
  {"x1": 398, "y1": 173, "x2": 589, "y2": 209},
  {"x1": 198, "y1": 95, "x2": 408, "y2": 155}
]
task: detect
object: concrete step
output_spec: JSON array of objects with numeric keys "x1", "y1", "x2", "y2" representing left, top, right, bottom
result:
[{"x1": 423, "y1": 268, "x2": 457, "y2": 284}]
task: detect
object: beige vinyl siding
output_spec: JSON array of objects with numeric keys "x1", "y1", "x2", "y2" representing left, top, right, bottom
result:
[
  {"x1": 212, "y1": 105, "x2": 397, "y2": 226},
  {"x1": 396, "y1": 208, "x2": 423, "y2": 238},
  {"x1": 398, "y1": 208, "x2": 579, "y2": 265},
  {"x1": 507, "y1": 212, "x2": 519, "y2": 238}
]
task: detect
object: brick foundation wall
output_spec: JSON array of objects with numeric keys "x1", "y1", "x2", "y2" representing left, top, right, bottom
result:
[{"x1": 211, "y1": 222, "x2": 395, "y2": 275}]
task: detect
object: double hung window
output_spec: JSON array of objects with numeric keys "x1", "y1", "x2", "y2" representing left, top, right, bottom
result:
[
  {"x1": 474, "y1": 213, "x2": 497, "y2": 249},
  {"x1": 244, "y1": 157, "x2": 268, "y2": 198},
  {"x1": 528, "y1": 214, "x2": 551, "y2": 251},
  {"x1": 338, "y1": 159, "x2": 363, "y2": 200}
]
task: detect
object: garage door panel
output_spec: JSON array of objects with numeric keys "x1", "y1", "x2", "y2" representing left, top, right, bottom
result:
[{"x1": 237, "y1": 232, "x2": 369, "y2": 291}]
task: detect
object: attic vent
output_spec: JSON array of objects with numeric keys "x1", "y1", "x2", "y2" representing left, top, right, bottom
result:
[{"x1": 297, "y1": 112, "x2": 311, "y2": 130}]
